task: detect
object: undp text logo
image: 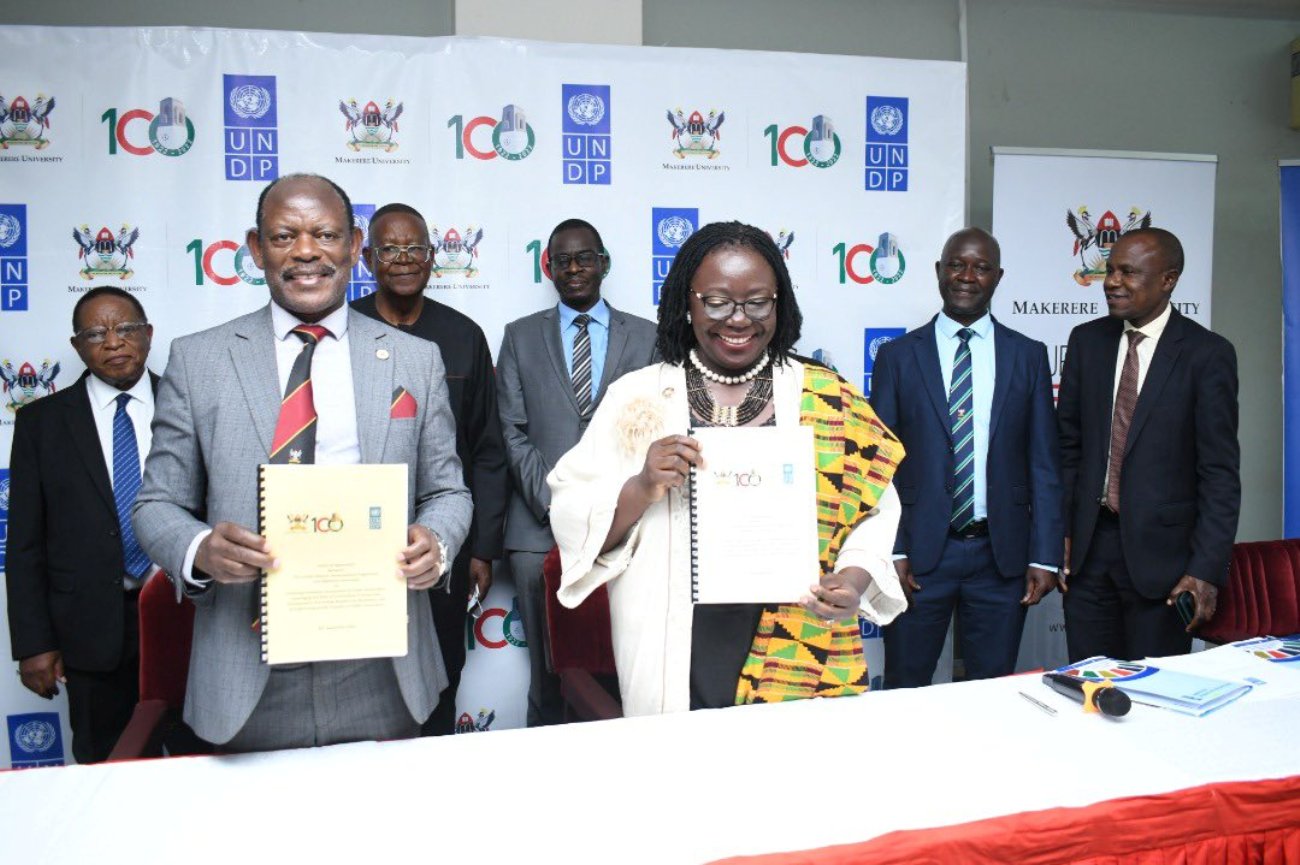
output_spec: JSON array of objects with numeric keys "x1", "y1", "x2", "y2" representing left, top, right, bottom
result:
[
  {"x1": 562, "y1": 84, "x2": 611, "y2": 185},
  {"x1": 7, "y1": 712, "x2": 64, "y2": 769},
  {"x1": 224, "y1": 74, "x2": 278, "y2": 182},
  {"x1": 865, "y1": 96, "x2": 908, "y2": 191},
  {"x1": 347, "y1": 204, "x2": 376, "y2": 302},
  {"x1": 0, "y1": 467, "x2": 9, "y2": 571},
  {"x1": 863, "y1": 327, "x2": 905, "y2": 397},
  {"x1": 651, "y1": 207, "x2": 698, "y2": 304},
  {"x1": 0, "y1": 204, "x2": 28, "y2": 311}
]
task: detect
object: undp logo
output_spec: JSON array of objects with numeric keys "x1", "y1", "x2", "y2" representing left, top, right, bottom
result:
[
  {"x1": 0, "y1": 203, "x2": 29, "y2": 311},
  {"x1": 562, "y1": 83, "x2": 611, "y2": 185},
  {"x1": 223, "y1": 74, "x2": 278, "y2": 182},
  {"x1": 651, "y1": 207, "x2": 698, "y2": 305}
]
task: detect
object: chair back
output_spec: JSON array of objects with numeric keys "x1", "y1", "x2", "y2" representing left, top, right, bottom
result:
[
  {"x1": 1199, "y1": 539, "x2": 1300, "y2": 644},
  {"x1": 542, "y1": 546, "x2": 617, "y2": 676},
  {"x1": 138, "y1": 572, "x2": 195, "y2": 708}
]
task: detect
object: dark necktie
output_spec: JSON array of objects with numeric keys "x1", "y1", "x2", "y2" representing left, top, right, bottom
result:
[
  {"x1": 949, "y1": 327, "x2": 976, "y2": 531},
  {"x1": 572, "y1": 313, "x2": 593, "y2": 414},
  {"x1": 270, "y1": 324, "x2": 330, "y2": 464},
  {"x1": 1106, "y1": 330, "x2": 1146, "y2": 512},
  {"x1": 112, "y1": 393, "x2": 151, "y2": 578}
]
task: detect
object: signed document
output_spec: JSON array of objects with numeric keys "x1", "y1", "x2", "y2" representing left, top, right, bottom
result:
[
  {"x1": 690, "y1": 426, "x2": 819, "y2": 604},
  {"x1": 259, "y1": 464, "x2": 408, "y2": 665}
]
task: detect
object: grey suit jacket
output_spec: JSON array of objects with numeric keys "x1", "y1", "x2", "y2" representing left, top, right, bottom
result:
[
  {"x1": 497, "y1": 302, "x2": 657, "y2": 553},
  {"x1": 133, "y1": 305, "x2": 472, "y2": 745}
]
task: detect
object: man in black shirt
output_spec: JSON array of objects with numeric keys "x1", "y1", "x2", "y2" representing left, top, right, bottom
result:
[{"x1": 352, "y1": 202, "x2": 509, "y2": 735}]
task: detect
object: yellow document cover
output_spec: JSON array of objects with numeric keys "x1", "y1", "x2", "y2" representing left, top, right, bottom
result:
[{"x1": 259, "y1": 464, "x2": 408, "y2": 665}]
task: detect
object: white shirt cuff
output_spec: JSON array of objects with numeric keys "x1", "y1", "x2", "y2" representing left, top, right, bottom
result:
[{"x1": 182, "y1": 529, "x2": 214, "y2": 587}]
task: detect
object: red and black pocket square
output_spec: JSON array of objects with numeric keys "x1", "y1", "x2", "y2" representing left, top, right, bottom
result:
[{"x1": 390, "y1": 386, "x2": 417, "y2": 419}]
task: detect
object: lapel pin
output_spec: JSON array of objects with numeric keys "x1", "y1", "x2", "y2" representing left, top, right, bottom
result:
[{"x1": 376, "y1": 349, "x2": 390, "y2": 360}]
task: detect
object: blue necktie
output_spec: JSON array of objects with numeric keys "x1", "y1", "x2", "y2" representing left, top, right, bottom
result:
[
  {"x1": 949, "y1": 328, "x2": 976, "y2": 532},
  {"x1": 112, "y1": 393, "x2": 151, "y2": 578}
]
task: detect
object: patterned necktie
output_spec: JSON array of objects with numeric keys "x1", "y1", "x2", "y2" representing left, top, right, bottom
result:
[
  {"x1": 270, "y1": 324, "x2": 330, "y2": 465},
  {"x1": 1106, "y1": 330, "x2": 1146, "y2": 512},
  {"x1": 572, "y1": 313, "x2": 593, "y2": 414},
  {"x1": 112, "y1": 393, "x2": 151, "y2": 578},
  {"x1": 949, "y1": 327, "x2": 976, "y2": 532}
]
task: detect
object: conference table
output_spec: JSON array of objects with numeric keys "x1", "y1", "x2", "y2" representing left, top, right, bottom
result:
[{"x1": 2, "y1": 672, "x2": 1297, "y2": 864}]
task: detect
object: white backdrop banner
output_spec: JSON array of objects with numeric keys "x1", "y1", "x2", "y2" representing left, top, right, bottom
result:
[
  {"x1": 0, "y1": 26, "x2": 966, "y2": 764},
  {"x1": 991, "y1": 147, "x2": 1217, "y2": 673}
]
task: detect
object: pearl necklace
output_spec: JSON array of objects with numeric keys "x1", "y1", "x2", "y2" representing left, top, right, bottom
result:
[{"x1": 688, "y1": 348, "x2": 771, "y2": 385}]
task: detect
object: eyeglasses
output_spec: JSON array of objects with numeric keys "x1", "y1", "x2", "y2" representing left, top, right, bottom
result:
[
  {"x1": 374, "y1": 244, "x2": 433, "y2": 263},
  {"x1": 692, "y1": 292, "x2": 777, "y2": 321},
  {"x1": 550, "y1": 250, "x2": 606, "y2": 271},
  {"x1": 75, "y1": 322, "x2": 149, "y2": 344}
]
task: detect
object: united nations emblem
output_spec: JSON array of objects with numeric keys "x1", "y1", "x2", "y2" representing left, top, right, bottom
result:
[
  {"x1": 339, "y1": 98, "x2": 403, "y2": 152},
  {"x1": 666, "y1": 108, "x2": 725, "y2": 159},
  {"x1": 1066, "y1": 206, "x2": 1151, "y2": 285},
  {"x1": 0, "y1": 94, "x2": 55, "y2": 149},
  {"x1": 13, "y1": 719, "x2": 57, "y2": 754},
  {"x1": 430, "y1": 225, "x2": 483, "y2": 278},
  {"x1": 229, "y1": 85, "x2": 272, "y2": 120},
  {"x1": 657, "y1": 216, "x2": 694, "y2": 250},
  {"x1": 0, "y1": 475, "x2": 9, "y2": 513},
  {"x1": 0, "y1": 212, "x2": 21, "y2": 248},
  {"x1": 870, "y1": 104, "x2": 905, "y2": 137},
  {"x1": 73, "y1": 224, "x2": 139, "y2": 281},
  {"x1": 567, "y1": 92, "x2": 605, "y2": 126},
  {"x1": 1, "y1": 359, "x2": 60, "y2": 412}
]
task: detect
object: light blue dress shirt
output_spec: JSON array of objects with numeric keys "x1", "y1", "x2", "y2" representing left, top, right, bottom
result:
[
  {"x1": 558, "y1": 298, "x2": 610, "y2": 403},
  {"x1": 936, "y1": 312, "x2": 995, "y2": 521}
]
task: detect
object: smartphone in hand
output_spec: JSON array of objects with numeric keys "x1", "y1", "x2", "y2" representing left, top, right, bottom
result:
[{"x1": 1174, "y1": 590, "x2": 1196, "y2": 627}]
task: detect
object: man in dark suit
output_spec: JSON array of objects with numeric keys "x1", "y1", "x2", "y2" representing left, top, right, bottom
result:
[
  {"x1": 6, "y1": 286, "x2": 156, "y2": 763},
  {"x1": 497, "y1": 218, "x2": 657, "y2": 725},
  {"x1": 871, "y1": 228, "x2": 1062, "y2": 688},
  {"x1": 1058, "y1": 227, "x2": 1239, "y2": 661},
  {"x1": 351, "y1": 202, "x2": 508, "y2": 736}
]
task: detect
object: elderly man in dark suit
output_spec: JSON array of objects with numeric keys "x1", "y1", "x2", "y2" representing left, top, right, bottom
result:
[
  {"x1": 7, "y1": 286, "x2": 156, "y2": 763},
  {"x1": 497, "y1": 218, "x2": 657, "y2": 725},
  {"x1": 1058, "y1": 227, "x2": 1239, "y2": 661},
  {"x1": 871, "y1": 227, "x2": 1062, "y2": 688}
]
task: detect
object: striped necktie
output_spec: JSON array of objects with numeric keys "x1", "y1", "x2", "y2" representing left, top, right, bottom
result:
[
  {"x1": 572, "y1": 313, "x2": 593, "y2": 414},
  {"x1": 1105, "y1": 330, "x2": 1146, "y2": 512},
  {"x1": 270, "y1": 324, "x2": 330, "y2": 464},
  {"x1": 112, "y1": 393, "x2": 151, "y2": 578},
  {"x1": 949, "y1": 327, "x2": 976, "y2": 532}
]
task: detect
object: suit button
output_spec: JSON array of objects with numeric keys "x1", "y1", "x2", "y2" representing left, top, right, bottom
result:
[
  {"x1": 944, "y1": 483, "x2": 953, "y2": 493},
  {"x1": 108, "y1": 528, "x2": 119, "y2": 537}
]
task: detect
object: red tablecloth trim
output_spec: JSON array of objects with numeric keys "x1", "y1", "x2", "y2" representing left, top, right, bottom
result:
[{"x1": 711, "y1": 775, "x2": 1300, "y2": 865}]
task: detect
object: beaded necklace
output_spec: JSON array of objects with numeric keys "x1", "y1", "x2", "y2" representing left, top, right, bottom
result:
[{"x1": 685, "y1": 357, "x2": 774, "y2": 426}]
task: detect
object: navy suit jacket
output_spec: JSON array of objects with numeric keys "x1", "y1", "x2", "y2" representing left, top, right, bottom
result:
[
  {"x1": 1057, "y1": 308, "x2": 1239, "y2": 598},
  {"x1": 870, "y1": 316, "x2": 1063, "y2": 577}
]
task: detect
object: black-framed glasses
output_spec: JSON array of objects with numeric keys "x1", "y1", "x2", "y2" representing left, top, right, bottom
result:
[
  {"x1": 75, "y1": 322, "x2": 150, "y2": 344},
  {"x1": 692, "y1": 292, "x2": 777, "y2": 321},
  {"x1": 374, "y1": 244, "x2": 434, "y2": 263},
  {"x1": 551, "y1": 250, "x2": 606, "y2": 271}
]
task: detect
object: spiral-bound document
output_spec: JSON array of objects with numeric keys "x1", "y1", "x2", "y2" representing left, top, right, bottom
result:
[
  {"x1": 259, "y1": 463, "x2": 408, "y2": 665},
  {"x1": 688, "y1": 425, "x2": 819, "y2": 604}
]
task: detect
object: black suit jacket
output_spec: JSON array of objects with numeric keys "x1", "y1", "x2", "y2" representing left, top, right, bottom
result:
[
  {"x1": 6, "y1": 371, "x2": 158, "y2": 670},
  {"x1": 871, "y1": 316, "x2": 1062, "y2": 577},
  {"x1": 1057, "y1": 308, "x2": 1240, "y2": 598}
]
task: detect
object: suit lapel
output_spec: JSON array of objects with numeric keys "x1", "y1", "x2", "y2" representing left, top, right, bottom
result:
[
  {"x1": 1124, "y1": 309, "x2": 1184, "y2": 457},
  {"x1": 595, "y1": 304, "x2": 629, "y2": 405},
  {"x1": 349, "y1": 311, "x2": 394, "y2": 464},
  {"x1": 913, "y1": 321, "x2": 951, "y2": 440},
  {"x1": 63, "y1": 376, "x2": 115, "y2": 514},
  {"x1": 541, "y1": 306, "x2": 582, "y2": 415},
  {"x1": 230, "y1": 306, "x2": 282, "y2": 457},
  {"x1": 988, "y1": 320, "x2": 1014, "y2": 441}
]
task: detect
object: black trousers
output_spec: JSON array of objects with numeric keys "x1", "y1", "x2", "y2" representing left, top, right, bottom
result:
[
  {"x1": 1064, "y1": 510, "x2": 1191, "y2": 663},
  {"x1": 64, "y1": 589, "x2": 139, "y2": 764},
  {"x1": 421, "y1": 550, "x2": 471, "y2": 736}
]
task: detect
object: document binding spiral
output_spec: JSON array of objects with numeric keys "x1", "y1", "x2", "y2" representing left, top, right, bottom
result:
[
  {"x1": 687, "y1": 426, "x2": 699, "y2": 604},
  {"x1": 258, "y1": 464, "x2": 270, "y2": 664}
]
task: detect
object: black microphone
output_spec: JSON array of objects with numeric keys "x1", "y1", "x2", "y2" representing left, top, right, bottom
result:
[{"x1": 1042, "y1": 672, "x2": 1132, "y2": 718}]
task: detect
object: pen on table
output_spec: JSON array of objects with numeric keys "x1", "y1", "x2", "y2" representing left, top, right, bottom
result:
[{"x1": 1019, "y1": 690, "x2": 1058, "y2": 716}]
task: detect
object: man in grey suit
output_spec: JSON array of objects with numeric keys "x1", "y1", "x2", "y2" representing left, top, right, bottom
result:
[
  {"x1": 134, "y1": 174, "x2": 471, "y2": 751},
  {"x1": 497, "y1": 218, "x2": 656, "y2": 725}
]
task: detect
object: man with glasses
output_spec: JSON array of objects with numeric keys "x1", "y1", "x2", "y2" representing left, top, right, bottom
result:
[
  {"x1": 497, "y1": 218, "x2": 656, "y2": 725},
  {"x1": 870, "y1": 228, "x2": 1062, "y2": 688},
  {"x1": 6, "y1": 286, "x2": 159, "y2": 762},
  {"x1": 351, "y1": 202, "x2": 508, "y2": 736}
]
